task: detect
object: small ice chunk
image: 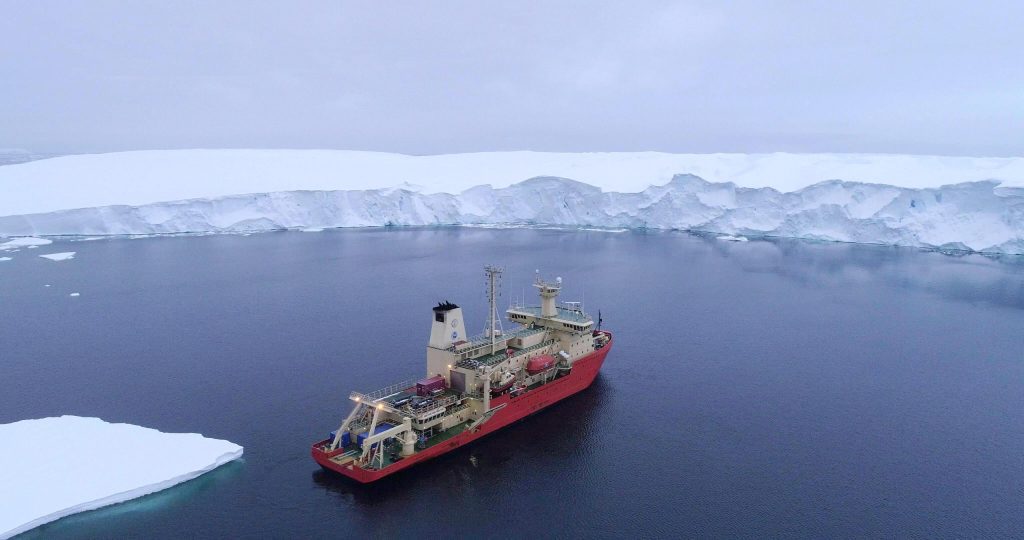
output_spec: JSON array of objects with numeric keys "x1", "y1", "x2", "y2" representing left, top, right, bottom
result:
[
  {"x1": 0, "y1": 237, "x2": 52, "y2": 250},
  {"x1": 69, "y1": 292, "x2": 80, "y2": 297},
  {"x1": 44, "y1": 284, "x2": 51, "y2": 287},
  {"x1": 718, "y1": 235, "x2": 749, "y2": 242},
  {"x1": 0, "y1": 256, "x2": 11, "y2": 262},
  {"x1": 0, "y1": 416, "x2": 243, "y2": 539},
  {"x1": 300, "y1": 227, "x2": 324, "y2": 232},
  {"x1": 39, "y1": 252, "x2": 76, "y2": 261}
]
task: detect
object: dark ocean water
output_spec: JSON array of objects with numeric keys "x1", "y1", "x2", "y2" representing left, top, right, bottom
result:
[{"x1": 2, "y1": 228, "x2": 1023, "y2": 538}]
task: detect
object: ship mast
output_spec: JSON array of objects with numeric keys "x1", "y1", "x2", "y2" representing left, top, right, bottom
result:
[{"x1": 484, "y1": 265, "x2": 504, "y2": 354}]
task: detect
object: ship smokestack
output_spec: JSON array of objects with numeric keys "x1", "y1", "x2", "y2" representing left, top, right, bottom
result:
[{"x1": 428, "y1": 301, "x2": 466, "y2": 350}]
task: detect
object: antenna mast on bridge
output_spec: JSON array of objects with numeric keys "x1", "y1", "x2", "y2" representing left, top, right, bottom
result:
[{"x1": 484, "y1": 265, "x2": 504, "y2": 354}]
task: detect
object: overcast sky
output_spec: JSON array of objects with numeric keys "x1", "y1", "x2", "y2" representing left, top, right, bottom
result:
[{"x1": 2, "y1": 1, "x2": 1021, "y2": 156}]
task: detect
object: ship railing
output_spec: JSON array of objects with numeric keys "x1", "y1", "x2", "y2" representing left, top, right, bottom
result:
[
  {"x1": 446, "y1": 402, "x2": 470, "y2": 415},
  {"x1": 411, "y1": 394, "x2": 460, "y2": 419},
  {"x1": 558, "y1": 301, "x2": 587, "y2": 315},
  {"x1": 356, "y1": 378, "x2": 420, "y2": 402},
  {"x1": 349, "y1": 396, "x2": 416, "y2": 419},
  {"x1": 449, "y1": 326, "x2": 542, "y2": 356},
  {"x1": 514, "y1": 339, "x2": 555, "y2": 358},
  {"x1": 457, "y1": 339, "x2": 555, "y2": 370},
  {"x1": 508, "y1": 303, "x2": 592, "y2": 323}
]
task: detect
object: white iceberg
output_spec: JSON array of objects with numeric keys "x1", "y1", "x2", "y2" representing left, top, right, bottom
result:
[
  {"x1": 0, "y1": 256, "x2": 10, "y2": 262},
  {"x1": 0, "y1": 237, "x2": 51, "y2": 250},
  {"x1": 0, "y1": 416, "x2": 243, "y2": 539},
  {"x1": 69, "y1": 292, "x2": 80, "y2": 297},
  {"x1": 2, "y1": 149, "x2": 1024, "y2": 253},
  {"x1": 38, "y1": 251, "x2": 75, "y2": 261},
  {"x1": 718, "y1": 235, "x2": 749, "y2": 242}
]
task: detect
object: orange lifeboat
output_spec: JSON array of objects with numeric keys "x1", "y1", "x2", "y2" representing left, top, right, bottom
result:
[{"x1": 526, "y1": 354, "x2": 556, "y2": 375}]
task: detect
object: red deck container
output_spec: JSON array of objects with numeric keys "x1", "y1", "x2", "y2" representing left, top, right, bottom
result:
[{"x1": 416, "y1": 375, "x2": 446, "y2": 396}]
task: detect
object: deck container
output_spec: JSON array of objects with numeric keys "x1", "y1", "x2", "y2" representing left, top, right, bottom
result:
[
  {"x1": 416, "y1": 375, "x2": 446, "y2": 396},
  {"x1": 357, "y1": 422, "x2": 395, "y2": 448}
]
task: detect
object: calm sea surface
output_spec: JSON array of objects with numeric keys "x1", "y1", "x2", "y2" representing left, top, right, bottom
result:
[{"x1": 2, "y1": 228, "x2": 1023, "y2": 538}]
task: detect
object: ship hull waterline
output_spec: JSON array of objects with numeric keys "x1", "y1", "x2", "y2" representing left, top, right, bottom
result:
[{"x1": 312, "y1": 333, "x2": 612, "y2": 483}]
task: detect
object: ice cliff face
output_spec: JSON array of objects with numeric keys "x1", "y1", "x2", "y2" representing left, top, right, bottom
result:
[{"x1": 2, "y1": 174, "x2": 1023, "y2": 254}]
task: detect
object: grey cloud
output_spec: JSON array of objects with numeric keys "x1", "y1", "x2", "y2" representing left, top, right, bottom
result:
[{"x1": 1, "y1": 0, "x2": 1021, "y2": 156}]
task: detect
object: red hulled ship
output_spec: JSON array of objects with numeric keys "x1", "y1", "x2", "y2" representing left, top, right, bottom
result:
[{"x1": 312, "y1": 266, "x2": 613, "y2": 482}]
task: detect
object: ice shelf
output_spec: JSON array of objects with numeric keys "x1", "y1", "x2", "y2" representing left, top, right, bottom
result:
[{"x1": 1, "y1": 150, "x2": 1024, "y2": 253}]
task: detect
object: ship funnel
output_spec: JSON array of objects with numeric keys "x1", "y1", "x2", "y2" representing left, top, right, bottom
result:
[{"x1": 429, "y1": 301, "x2": 466, "y2": 349}]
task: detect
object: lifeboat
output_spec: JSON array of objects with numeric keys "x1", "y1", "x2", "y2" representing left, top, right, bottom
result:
[
  {"x1": 490, "y1": 370, "x2": 515, "y2": 395},
  {"x1": 526, "y1": 354, "x2": 556, "y2": 375}
]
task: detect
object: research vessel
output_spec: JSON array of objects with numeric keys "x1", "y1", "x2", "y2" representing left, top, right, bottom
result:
[{"x1": 312, "y1": 266, "x2": 613, "y2": 483}]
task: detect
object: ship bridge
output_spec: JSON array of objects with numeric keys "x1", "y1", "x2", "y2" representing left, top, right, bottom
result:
[
  {"x1": 504, "y1": 273, "x2": 594, "y2": 333},
  {"x1": 506, "y1": 303, "x2": 594, "y2": 333}
]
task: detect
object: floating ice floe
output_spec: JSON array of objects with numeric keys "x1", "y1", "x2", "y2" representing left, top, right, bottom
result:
[
  {"x1": 38, "y1": 252, "x2": 75, "y2": 261},
  {"x1": 0, "y1": 416, "x2": 243, "y2": 539},
  {"x1": 718, "y1": 235, "x2": 749, "y2": 242},
  {"x1": 0, "y1": 237, "x2": 51, "y2": 250},
  {"x1": 69, "y1": 292, "x2": 80, "y2": 297},
  {"x1": 0, "y1": 256, "x2": 10, "y2": 262},
  {"x1": 300, "y1": 227, "x2": 325, "y2": 232}
]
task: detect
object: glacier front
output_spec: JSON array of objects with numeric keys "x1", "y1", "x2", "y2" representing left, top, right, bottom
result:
[
  {"x1": 0, "y1": 416, "x2": 242, "y2": 539},
  {"x1": 1, "y1": 150, "x2": 1023, "y2": 254}
]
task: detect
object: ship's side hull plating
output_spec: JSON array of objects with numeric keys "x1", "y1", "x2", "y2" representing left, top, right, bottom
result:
[{"x1": 312, "y1": 333, "x2": 612, "y2": 483}]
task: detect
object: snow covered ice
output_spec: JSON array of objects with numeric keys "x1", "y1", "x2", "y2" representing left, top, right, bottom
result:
[
  {"x1": 0, "y1": 237, "x2": 51, "y2": 250},
  {"x1": 0, "y1": 416, "x2": 242, "y2": 539},
  {"x1": 38, "y1": 251, "x2": 75, "y2": 261},
  {"x1": 1, "y1": 150, "x2": 1024, "y2": 253}
]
